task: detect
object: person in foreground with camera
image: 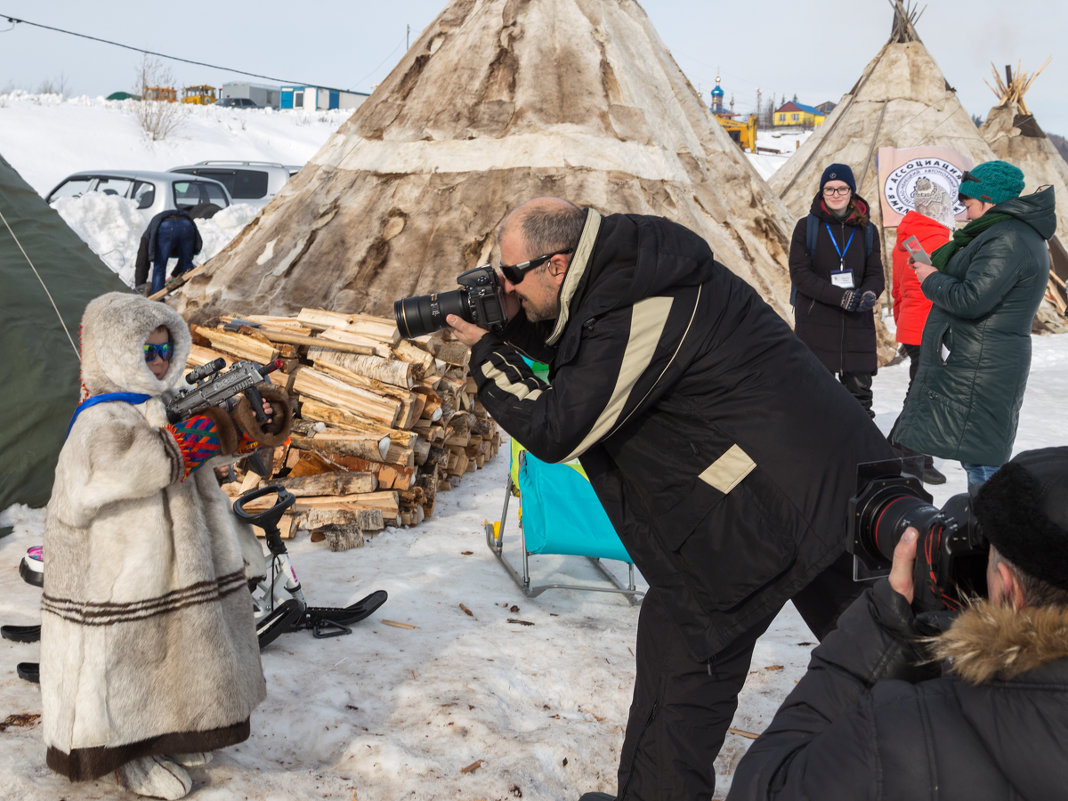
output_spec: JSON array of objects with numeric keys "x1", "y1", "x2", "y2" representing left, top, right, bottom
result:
[
  {"x1": 41, "y1": 293, "x2": 291, "y2": 799},
  {"x1": 440, "y1": 197, "x2": 896, "y2": 801},
  {"x1": 727, "y1": 446, "x2": 1068, "y2": 801}
]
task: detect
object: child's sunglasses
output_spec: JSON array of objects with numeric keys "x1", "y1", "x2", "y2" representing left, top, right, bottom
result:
[{"x1": 143, "y1": 342, "x2": 174, "y2": 362}]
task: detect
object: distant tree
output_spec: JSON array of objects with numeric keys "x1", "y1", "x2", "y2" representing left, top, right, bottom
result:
[
  {"x1": 36, "y1": 73, "x2": 70, "y2": 97},
  {"x1": 1051, "y1": 132, "x2": 1068, "y2": 163},
  {"x1": 133, "y1": 56, "x2": 185, "y2": 142}
]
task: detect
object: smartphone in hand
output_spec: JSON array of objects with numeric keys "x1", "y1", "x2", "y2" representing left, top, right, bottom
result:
[{"x1": 901, "y1": 235, "x2": 933, "y2": 266}]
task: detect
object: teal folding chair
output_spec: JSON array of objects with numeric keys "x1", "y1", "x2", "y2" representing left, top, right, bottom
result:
[{"x1": 484, "y1": 438, "x2": 644, "y2": 604}]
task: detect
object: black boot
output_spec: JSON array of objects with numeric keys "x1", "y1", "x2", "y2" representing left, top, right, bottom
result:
[{"x1": 921, "y1": 455, "x2": 947, "y2": 485}]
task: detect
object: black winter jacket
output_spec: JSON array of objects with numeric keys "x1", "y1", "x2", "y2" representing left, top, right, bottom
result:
[
  {"x1": 470, "y1": 210, "x2": 894, "y2": 660},
  {"x1": 894, "y1": 188, "x2": 1054, "y2": 465},
  {"x1": 727, "y1": 580, "x2": 1068, "y2": 801},
  {"x1": 789, "y1": 195, "x2": 884, "y2": 374}
]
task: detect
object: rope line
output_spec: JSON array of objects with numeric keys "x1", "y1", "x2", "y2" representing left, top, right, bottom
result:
[
  {"x1": 0, "y1": 204, "x2": 81, "y2": 359},
  {"x1": 0, "y1": 12, "x2": 359, "y2": 94}
]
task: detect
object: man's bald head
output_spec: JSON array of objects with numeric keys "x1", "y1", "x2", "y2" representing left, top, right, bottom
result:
[{"x1": 499, "y1": 197, "x2": 585, "y2": 256}]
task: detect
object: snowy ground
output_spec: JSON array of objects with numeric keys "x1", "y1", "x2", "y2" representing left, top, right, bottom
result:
[
  {"x1": 4, "y1": 336, "x2": 1066, "y2": 801},
  {"x1": 2, "y1": 97, "x2": 1066, "y2": 800}
]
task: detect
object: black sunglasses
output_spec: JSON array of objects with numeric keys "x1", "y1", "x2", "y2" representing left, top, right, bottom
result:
[
  {"x1": 143, "y1": 342, "x2": 174, "y2": 362},
  {"x1": 499, "y1": 248, "x2": 573, "y2": 285}
]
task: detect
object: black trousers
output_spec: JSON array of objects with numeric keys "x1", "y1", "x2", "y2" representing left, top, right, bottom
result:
[
  {"x1": 613, "y1": 551, "x2": 861, "y2": 801},
  {"x1": 837, "y1": 371, "x2": 874, "y2": 418}
]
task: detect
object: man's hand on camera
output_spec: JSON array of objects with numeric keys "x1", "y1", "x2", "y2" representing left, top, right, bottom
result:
[
  {"x1": 888, "y1": 527, "x2": 919, "y2": 604},
  {"x1": 447, "y1": 314, "x2": 488, "y2": 347}
]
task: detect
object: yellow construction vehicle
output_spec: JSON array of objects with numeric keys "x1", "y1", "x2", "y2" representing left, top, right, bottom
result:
[
  {"x1": 715, "y1": 113, "x2": 758, "y2": 153},
  {"x1": 182, "y1": 85, "x2": 218, "y2": 105}
]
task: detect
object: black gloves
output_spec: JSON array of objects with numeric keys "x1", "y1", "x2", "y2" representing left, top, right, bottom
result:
[{"x1": 841, "y1": 289, "x2": 878, "y2": 312}]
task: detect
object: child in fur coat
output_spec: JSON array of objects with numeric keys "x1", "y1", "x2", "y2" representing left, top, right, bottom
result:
[{"x1": 40, "y1": 293, "x2": 291, "y2": 800}]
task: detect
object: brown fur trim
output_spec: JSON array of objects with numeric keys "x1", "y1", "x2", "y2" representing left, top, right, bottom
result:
[
  {"x1": 47, "y1": 719, "x2": 250, "y2": 781},
  {"x1": 231, "y1": 385, "x2": 292, "y2": 448},
  {"x1": 929, "y1": 600, "x2": 1068, "y2": 684},
  {"x1": 199, "y1": 405, "x2": 240, "y2": 454}
]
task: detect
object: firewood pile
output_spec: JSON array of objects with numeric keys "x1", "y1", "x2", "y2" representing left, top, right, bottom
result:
[{"x1": 186, "y1": 308, "x2": 501, "y2": 550}]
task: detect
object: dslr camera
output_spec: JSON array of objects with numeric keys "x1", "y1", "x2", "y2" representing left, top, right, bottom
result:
[
  {"x1": 848, "y1": 459, "x2": 988, "y2": 612},
  {"x1": 394, "y1": 265, "x2": 507, "y2": 339}
]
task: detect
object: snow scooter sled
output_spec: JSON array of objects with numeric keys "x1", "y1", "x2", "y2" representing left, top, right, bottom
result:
[
  {"x1": 233, "y1": 484, "x2": 387, "y2": 647},
  {"x1": 3, "y1": 484, "x2": 387, "y2": 682}
]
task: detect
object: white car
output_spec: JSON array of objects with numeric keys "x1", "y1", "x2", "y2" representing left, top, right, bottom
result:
[
  {"x1": 167, "y1": 161, "x2": 299, "y2": 208},
  {"x1": 45, "y1": 170, "x2": 232, "y2": 219}
]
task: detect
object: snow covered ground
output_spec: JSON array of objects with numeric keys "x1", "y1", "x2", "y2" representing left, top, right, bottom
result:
[{"x1": 1, "y1": 96, "x2": 1066, "y2": 801}]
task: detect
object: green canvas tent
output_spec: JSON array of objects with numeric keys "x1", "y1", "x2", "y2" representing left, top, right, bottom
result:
[{"x1": 0, "y1": 153, "x2": 128, "y2": 511}]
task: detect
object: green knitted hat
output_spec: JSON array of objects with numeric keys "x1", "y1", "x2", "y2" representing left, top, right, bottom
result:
[{"x1": 958, "y1": 160, "x2": 1025, "y2": 205}]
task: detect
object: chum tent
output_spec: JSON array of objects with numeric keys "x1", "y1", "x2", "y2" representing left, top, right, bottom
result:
[
  {"x1": 170, "y1": 0, "x2": 797, "y2": 325},
  {"x1": 0, "y1": 153, "x2": 128, "y2": 512},
  {"x1": 769, "y1": 0, "x2": 1067, "y2": 350},
  {"x1": 980, "y1": 61, "x2": 1068, "y2": 315}
]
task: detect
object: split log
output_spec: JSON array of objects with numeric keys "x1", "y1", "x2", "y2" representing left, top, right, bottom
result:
[
  {"x1": 298, "y1": 399, "x2": 419, "y2": 446},
  {"x1": 187, "y1": 344, "x2": 233, "y2": 368},
  {"x1": 392, "y1": 339, "x2": 437, "y2": 374},
  {"x1": 296, "y1": 308, "x2": 401, "y2": 345},
  {"x1": 240, "y1": 490, "x2": 399, "y2": 523},
  {"x1": 274, "y1": 471, "x2": 378, "y2": 496},
  {"x1": 190, "y1": 325, "x2": 280, "y2": 363},
  {"x1": 307, "y1": 347, "x2": 414, "y2": 388},
  {"x1": 296, "y1": 507, "x2": 385, "y2": 532},
  {"x1": 309, "y1": 362, "x2": 420, "y2": 429},
  {"x1": 290, "y1": 430, "x2": 391, "y2": 463},
  {"x1": 291, "y1": 366, "x2": 402, "y2": 427},
  {"x1": 432, "y1": 340, "x2": 471, "y2": 368}
]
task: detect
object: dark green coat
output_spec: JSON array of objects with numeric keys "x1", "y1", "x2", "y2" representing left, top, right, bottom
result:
[{"x1": 895, "y1": 188, "x2": 1054, "y2": 465}]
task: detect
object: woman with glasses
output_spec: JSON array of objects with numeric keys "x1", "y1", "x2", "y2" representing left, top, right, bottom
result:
[
  {"x1": 788, "y1": 163, "x2": 884, "y2": 417},
  {"x1": 892, "y1": 160, "x2": 1055, "y2": 492}
]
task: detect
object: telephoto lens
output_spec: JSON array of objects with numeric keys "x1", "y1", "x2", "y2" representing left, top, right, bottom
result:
[
  {"x1": 848, "y1": 470, "x2": 987, "y2": 611},
  {"x1": 394, "y1": 289, "x2": 468, "y2": 339}
]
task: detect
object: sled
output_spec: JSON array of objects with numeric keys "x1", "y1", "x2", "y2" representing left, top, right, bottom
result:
[
  {"x1": 485, "y1": 438, "x2": 643, "y2": 604},
  {"x1": 234, "y1": 484, "x2": 387, "y2": 646}
]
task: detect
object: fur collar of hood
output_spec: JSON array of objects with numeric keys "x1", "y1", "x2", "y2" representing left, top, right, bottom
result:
[
  {"x1": 931, "y1": 600, "x2": 1068, "y2": 684},
  {"x1": 80, "y1": 293, "x2": 192, "y2": 396}
]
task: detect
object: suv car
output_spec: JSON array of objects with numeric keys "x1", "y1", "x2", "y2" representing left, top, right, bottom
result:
[
  {"x1": 45, "y1": 170, "x2": 232, "y2": 219},
  {"x1": 168, "y1": 160, "x2": 299, "y2": 208},
  {"x1": 216, "y1": 97, "x2": 260, "y2": 109}
]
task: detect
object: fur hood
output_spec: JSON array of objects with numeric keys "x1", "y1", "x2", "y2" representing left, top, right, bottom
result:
[
  {"x1": 80, "y1": 292, "x2": 192, "y2": 396},
  {"x1": 931, "y1": 600, "x2": 1068, "y2": 684}
]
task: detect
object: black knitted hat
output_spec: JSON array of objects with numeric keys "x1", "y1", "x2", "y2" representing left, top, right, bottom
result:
[
  {"x1": 820, "y1": 163, "x2": 856, "y2": 193},
  {"x1": 974, "y1": 447, "x2": 1068, "y2": 590}
]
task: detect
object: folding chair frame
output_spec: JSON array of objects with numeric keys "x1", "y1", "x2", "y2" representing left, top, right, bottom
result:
[{"x1": 484, "y1": 466, "x2": 644, "y2": 605}]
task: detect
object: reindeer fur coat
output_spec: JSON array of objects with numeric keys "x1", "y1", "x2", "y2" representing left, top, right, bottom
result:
[{"x1": 41, "y1": 293, "x2": 266, "y2": 781}]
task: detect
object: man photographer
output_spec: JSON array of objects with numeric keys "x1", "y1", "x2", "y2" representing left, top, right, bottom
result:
[
  {"x1": 446, "y1": 197, "x2": 896, "y2": 800},
  {"x1": 726, "y1": 446, "x2": 1068, "y2": 801}
]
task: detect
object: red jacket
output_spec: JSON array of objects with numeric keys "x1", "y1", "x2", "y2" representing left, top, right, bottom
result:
[{"x1": 891, "y1": 211, "x2": 950, "y2": 345}]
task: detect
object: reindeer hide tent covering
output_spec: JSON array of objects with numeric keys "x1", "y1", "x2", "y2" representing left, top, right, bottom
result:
[{"x1": 169, "y1": 0, "x2": 796, "y2": 324}]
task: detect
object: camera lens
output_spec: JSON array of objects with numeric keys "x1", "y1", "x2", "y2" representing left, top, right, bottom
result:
[{"x1": 394, "y1": 289, "x2": 469, "y2": 339}]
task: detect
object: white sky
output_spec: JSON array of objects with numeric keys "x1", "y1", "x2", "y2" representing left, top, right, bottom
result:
[{"x1": 1, "y1": 1, "x2": 1066, "y2": 134}]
